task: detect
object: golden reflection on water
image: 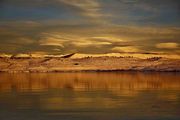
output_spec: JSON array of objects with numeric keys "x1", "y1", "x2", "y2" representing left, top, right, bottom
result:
[
  {"x1": 0, "y1": 72, "x2": 180, "y2": 119},
  {"x1": 0, "y1": 72, "x2": 180, "y2": 92}
]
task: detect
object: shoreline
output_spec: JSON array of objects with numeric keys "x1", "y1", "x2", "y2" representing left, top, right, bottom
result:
[
  {"x1": 0, "y1": 57, "x2": 180, "y2": 73},
  {"x1": 1, "y1": 68, "x2": 180, "y2": 73}
]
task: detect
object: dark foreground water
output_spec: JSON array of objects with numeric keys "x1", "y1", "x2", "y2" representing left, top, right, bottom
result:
[{"x1": 0, "y1": 72, "x2": 180, "y2": 120}]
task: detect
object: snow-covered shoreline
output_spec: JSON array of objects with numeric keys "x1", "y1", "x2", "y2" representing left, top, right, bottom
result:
[{"x1": 0, "y1": 56, "x2": 180, "y2": 72}]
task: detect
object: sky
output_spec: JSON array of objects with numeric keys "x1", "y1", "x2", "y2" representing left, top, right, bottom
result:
[{"x1": 0, "y1": 0, "x2": 179, "y2": 54}]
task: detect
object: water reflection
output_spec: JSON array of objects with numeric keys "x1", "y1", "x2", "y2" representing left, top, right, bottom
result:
[
  {"x1": 0, "y1": 72, "x2": 180, "y2": 92},
  {"x1": 0, "y1": 72, "x2": 180, "y2": 120}
]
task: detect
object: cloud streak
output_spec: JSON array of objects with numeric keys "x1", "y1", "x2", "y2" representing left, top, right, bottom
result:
[
  {"x1": 60, "y1": 0, "x2": 101, "y2": 18},
  {"x1": 111, "y1": 46, "x2": 141, "y2": 53},
  {"x1": 156, "y1": 43, "x2": 179, "y2": 49}
]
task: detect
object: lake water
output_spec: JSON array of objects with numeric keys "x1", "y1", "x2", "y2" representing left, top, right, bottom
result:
[{"x1": 0, "y1": 72, "x2": 180, "y2": 120}]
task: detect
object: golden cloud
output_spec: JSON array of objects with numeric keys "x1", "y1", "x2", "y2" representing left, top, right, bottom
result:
[
  {"x1": 39, "y1": 33, "x2": 73, "y2": 48},
  {"x1": 91, "y1": 36, "x2": 124, "y2": 42},
  {"x1": 39, "y1": 38, "x2": 65, "y2": 48},
  {"x1": 72, "y1": 40, "x2": 112, "y2": 47},
  {"x1": 156, "y1": 43, "x2": 179, "y2": 49},
  {"x1": 111, "y1": 46, "x2": 141, "y2": 52}
]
